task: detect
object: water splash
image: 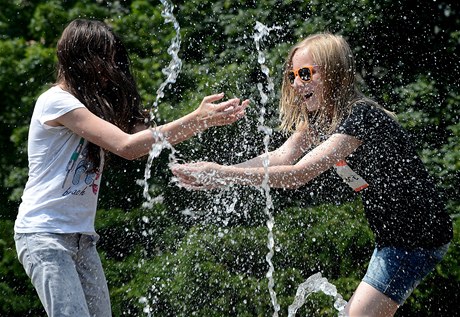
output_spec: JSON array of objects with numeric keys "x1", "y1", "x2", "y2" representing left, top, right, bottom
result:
[
  {"x1": 287, "y1": 272, "x2": 347, "y2": 317},
  {"x1": 253, "y1": 20, "x2": 281, "y2": 317},
  {"x1": 253, "y1": 21, "x2": 347, "y2": 317},
  {"x1": 137, "y1": 2, "x2": 183, "y2": 314},
  {"x1": 139, "y1": 0, "x2": 182, "y2": 207},
  {"x1": 139, "y1": 130, "x2": 176, "y2": 209},
  {"x1": 150, "y1": 0, "x2": 182, "y2": 119},
  {"x1": 139, "y1": 8, "x2": 348, "y2": 316}
]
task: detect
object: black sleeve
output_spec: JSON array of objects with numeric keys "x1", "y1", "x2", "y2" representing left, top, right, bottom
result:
[{"x1": 335, "y1": 104, "x2": 394, "y2": 143}]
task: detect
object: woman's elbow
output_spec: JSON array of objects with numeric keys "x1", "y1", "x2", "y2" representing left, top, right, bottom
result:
[
  {"x1": 111, "y1": 147, "x2": 136, "y2": 160},
  {"x1": 282, "y1": 180, "x2": 306, "y2": 190},
  {"x1": 111, "y1": 143, "x2": 143, "y2": 160},
  {"x1": 120, "y1": 152, "x2": 139, "y2": 161},
  {"x1": 275, "y1": 174, "x2": 309, "y2": 189}
]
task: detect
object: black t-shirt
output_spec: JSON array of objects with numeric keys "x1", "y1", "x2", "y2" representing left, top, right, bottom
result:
[{"x1": 334, "y1": 102, "x2": 452, "y2": 248}]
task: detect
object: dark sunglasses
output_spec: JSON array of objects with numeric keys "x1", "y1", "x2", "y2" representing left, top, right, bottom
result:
[{"x1": 287, "y1": 65, "x2": 317, "y2": 84}]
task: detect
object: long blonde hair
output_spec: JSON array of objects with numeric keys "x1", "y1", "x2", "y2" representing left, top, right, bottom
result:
[{"x1": 279, "y1": 33, "x2": 383, "y2": 136}]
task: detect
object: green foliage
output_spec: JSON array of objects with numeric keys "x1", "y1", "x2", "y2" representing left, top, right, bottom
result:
[
  {"x1": 1, "y1": 0, "x2": 460, "y2": 316},
  {"x1": 97, "y1": 202, "x2": 460, "y2": 316},
  {"x1": 101, "y1": 200, "x2": 372, "y2": 316},
  {"x1": 396, "y1": 75, "x2": 460, "y2": 204},
  {"x1": 29, "y1": 1, "x2": 68, "y2": 45},
  {"x1": 0, "y1": 221, "x2": 45, "y2": 316}
]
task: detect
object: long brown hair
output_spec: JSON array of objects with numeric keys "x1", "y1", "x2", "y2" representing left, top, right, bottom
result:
[
  {"x1": 56, "y1": 19, "x2": 144, "y2": 169},
  {"x1": 279, "y1": 33, "x2": 385, "y2": 137}
]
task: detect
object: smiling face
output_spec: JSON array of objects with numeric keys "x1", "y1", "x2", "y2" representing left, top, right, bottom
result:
[
  {"x1": 279, "y1": 33, "x2": 359, "y2": 134},
  {"x1": 290, "y1": 47, "x2": 323, "y2": 113}
]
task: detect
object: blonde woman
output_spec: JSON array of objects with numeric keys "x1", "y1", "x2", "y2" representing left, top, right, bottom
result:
[{"x1": 171, "y1": 33, "x2": 452, "y2": 316}]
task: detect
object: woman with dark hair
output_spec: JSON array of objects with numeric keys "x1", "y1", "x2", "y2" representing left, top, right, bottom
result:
[
  {"x1": 14, "y1": 19, "x2": 248, "y2": 317},
  {"x1": 172, "y1": 33, "x2": 452, "y2": 316}
]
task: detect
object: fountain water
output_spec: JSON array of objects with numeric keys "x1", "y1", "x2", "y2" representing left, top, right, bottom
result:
[
  {"x1": 139, "y1": 2, "x2": 348, "y2": 316},
  {"x1": 287, "y1": 272, "x2": 347, "y2": 317},
  {"x1": 138, "y1": 0, "x2": 181, "y2": 208},
  {"x1": 252, "y1": 21, "x2": 347, "y2": 317},
  {"x1": 253, "y1": 20, "x2": 281, "y2": 317},
  {"x1": 137, "y1": 1, "x2": 182, "y2": 313},
  {"x1": 150, "y1": 0, "x2": 182, "y2": 119}
]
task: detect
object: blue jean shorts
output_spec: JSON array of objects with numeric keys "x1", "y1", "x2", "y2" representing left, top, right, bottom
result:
[{"x1": 362, "y1": 243, "x2": 450, "y2": 305}]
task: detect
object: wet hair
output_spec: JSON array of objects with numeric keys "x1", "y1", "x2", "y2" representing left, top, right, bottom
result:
[
  {"x1": 279, "y1": 33, "x2": 383, "y2": 136},
  {"x1": 56, "y1": 19, "x2": 145, "y2": 169}
]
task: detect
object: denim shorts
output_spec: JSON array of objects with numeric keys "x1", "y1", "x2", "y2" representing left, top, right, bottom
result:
[{"x1": 362, "y1": 243, "x2": 450, "y2": 305}]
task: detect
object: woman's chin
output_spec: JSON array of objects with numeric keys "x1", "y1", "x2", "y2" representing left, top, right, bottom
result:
[{"x1": 306, "y1": 103, "x2": 319, "y2": 112}]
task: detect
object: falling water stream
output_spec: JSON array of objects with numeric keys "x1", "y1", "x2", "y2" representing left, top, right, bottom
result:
[
  {"x1": 138, "y1": 1, "x2": 182, "y2": 312},
  {"x1": 253, "y1": 21, "x2": 347, "y2": 316},
  {"x1": 140, "y1": 1, "x2": 347, "y2": 315},
  {"x1": 138, "y1": 0, "x2": 181, "y2": 209},
  {"x1": 287, "y1": 273, "x2": 347, "y2": 317},
  {"x1": 253, "y1": 21, "x2": 281, "y2": 317}
]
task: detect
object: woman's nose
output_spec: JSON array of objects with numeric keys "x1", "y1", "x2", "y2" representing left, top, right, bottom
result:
[{"x1": 293, "y1": 76, "x2": 306, "y2": 88}]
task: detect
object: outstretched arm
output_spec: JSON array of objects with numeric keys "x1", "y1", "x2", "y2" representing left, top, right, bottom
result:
[
  {"x1": 171, "y1": 133, "x2": 362, "y2": 189},
  {"x1": 50, "y1": 93, "x2": 249, "y2": 160},
  {"x1": 234, "y1": 130, "x2": 312, "y2": 168},
  {"x1": 155, "y1": 93, "x2": 249, "y2": 145}
]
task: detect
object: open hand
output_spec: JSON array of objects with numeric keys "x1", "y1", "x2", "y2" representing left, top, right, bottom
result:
[
  {"x1": 195, "y1": 93, "x2": 249, "y2": 128},
  {"x1": 170, "y1": 162, "x2": 227, "y2": 190}
]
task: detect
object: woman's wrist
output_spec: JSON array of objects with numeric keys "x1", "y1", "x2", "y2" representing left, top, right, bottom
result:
[{"x1": 189, "y1": 109, "x2": 208, "y2": 133}]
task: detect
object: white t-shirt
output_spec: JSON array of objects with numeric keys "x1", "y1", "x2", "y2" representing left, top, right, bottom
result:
[{"x1": 15, "y1": 86, "x2": 104, "y2": 234}]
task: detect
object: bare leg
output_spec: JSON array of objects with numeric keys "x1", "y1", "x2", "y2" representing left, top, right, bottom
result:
[{"x1": 344, "y1": 282, "x2": 399, "y2": 317}]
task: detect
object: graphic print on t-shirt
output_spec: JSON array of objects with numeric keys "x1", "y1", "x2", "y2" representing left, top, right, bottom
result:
[
  {"x1": 61, "y1": 138, "x2": 100, "y2": 196},
  {"x1": 62, "y1": 137, "x2": 84, "y2": 188}
]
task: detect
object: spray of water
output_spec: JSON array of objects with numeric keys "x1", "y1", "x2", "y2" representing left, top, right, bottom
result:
[
  {"x1": 138, "y1": 1, "x2": 181, "y2": 313},
  {"x1": 150, "y1": 0, "x2": 183, "y2": 119},
  {"x1": 253, "y1": 21, "x2": 282, "y2": 317},
  {"x1": 253, "y1": 21, "x2": 347, "y2": 317},
  {"x1": 138, "y1": 0, "x2": 182, "y2": 208},
  {"x1": 139, "y1": 4, "x2": 348, "y2": 315},
  {"x1": 287, "y1": 272, "x2": 347, "y2": 317}
]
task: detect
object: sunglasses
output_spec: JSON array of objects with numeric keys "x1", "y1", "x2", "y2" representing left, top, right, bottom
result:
[{"x1": 287, "y1": 65, "x2": 317, "y2": 84}]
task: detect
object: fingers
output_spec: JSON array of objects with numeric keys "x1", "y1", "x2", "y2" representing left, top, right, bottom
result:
[
  {"x1": 172, "y1": 172, "x2": 208, "y2": 190},
  {"x1": 171, "y1": 163, "x2": 225, "y2": 191},
  {"x1": 171, "y1": 163, "x2": 203, "y2": 183},
  {"x1": 212, "y1": 98, "x2": 241, "y2": 112},
  {"x1": 170, "y1": 164, "x2": 192, "y2": 180},
  {"x1": 212, "y1": 99, "x2": 250, "y2": 123},
  {"x1": 204, "y1": 94, "x2": 250, "y2": 113},
  {"x1": 174, "y1": 174, "x2": 224, "y2": 191},
  {"x1": 207, "y1": 105, "x2": 247, "y2": 126},
  {"x1": 225, "y1": 99, "x2": 249, "y2": 116},
  {"x1": 197, "y1": 94, "x2": 250, "y2": 128},
  {"x1": 241, "y1": 99, "x2": 250, "y2": 109},
  {"x1": 202, "y1": 92, "x2": 225, "y2": 104}
]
